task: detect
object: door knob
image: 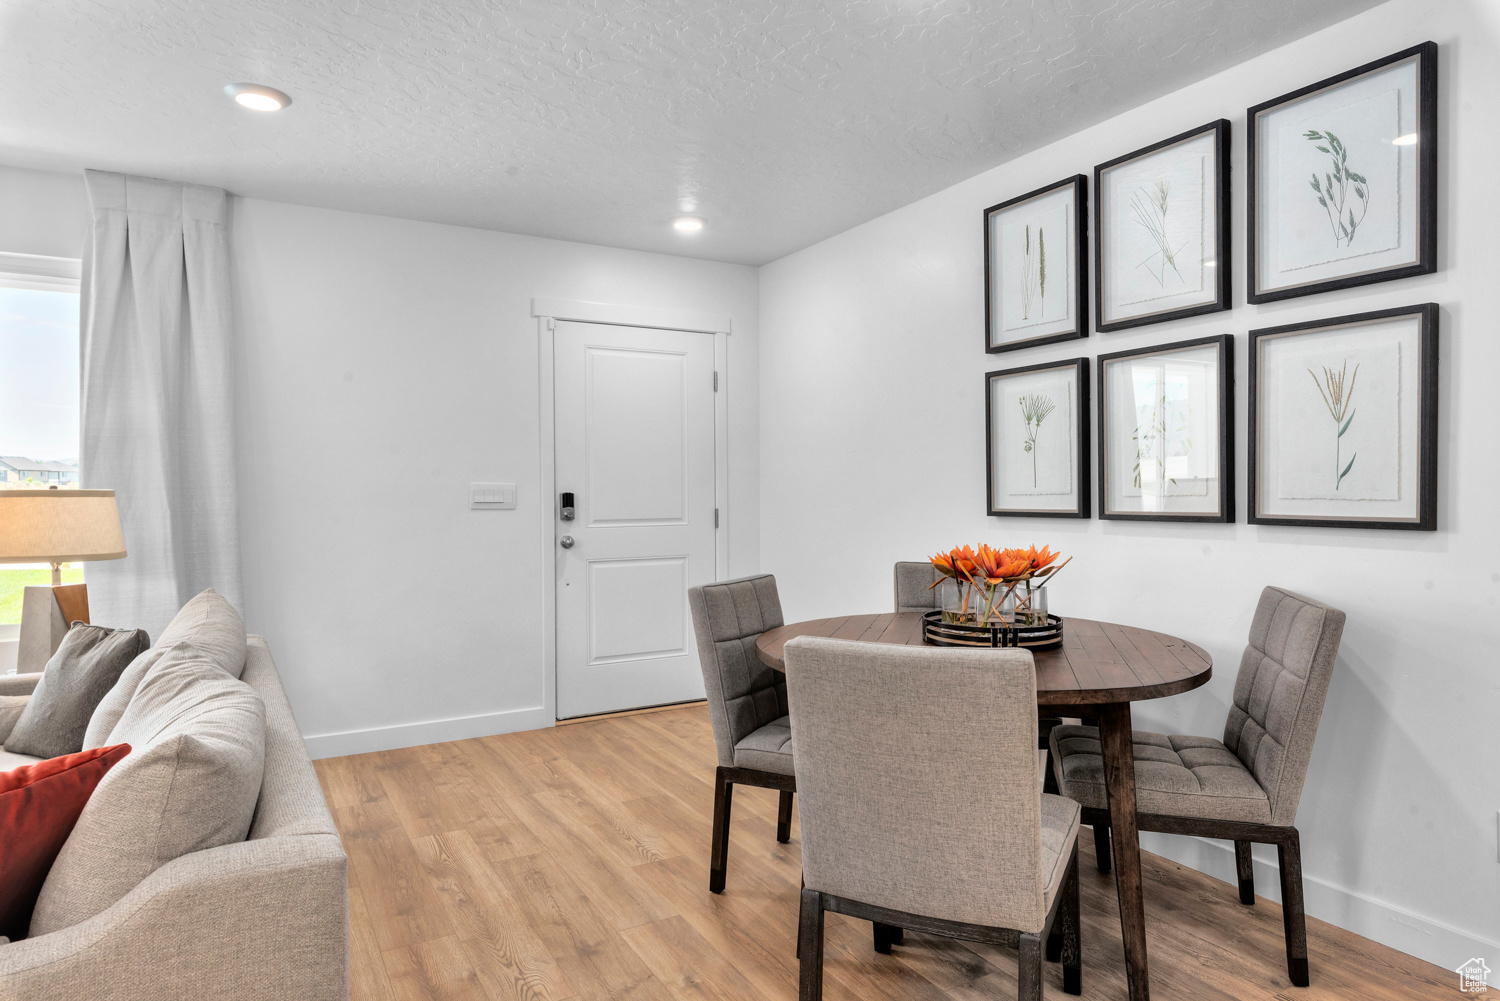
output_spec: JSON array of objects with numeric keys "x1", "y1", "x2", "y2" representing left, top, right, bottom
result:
[{"x1": 560, "y1": 536, "x2": 575, "y2": 549}]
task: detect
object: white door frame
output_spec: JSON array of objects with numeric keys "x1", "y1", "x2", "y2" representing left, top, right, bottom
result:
[{"x1": 533, "y1": 297, "x2": 731, "y2": 722}]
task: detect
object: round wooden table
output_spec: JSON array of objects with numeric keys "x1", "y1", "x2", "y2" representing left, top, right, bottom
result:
[{"x1": 756, "y1": 611, "x2": 1212, "y2": 1001}]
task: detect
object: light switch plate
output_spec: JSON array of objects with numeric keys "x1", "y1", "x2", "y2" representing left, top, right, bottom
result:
[{"x1": 471, "y1": 483, "x2": 517, "y2": 510}]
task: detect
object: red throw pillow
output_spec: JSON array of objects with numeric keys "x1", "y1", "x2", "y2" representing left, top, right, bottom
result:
[{"x1": 0, "y1": 744, "x2": 131, "y2": 940}]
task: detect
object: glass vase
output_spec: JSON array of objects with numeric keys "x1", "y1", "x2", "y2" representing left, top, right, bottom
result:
[
  {"x1": 1018, "y1": 582, "x2": 1049, "y2": 624},
  {"x1": 938, "y1": 577, "x2": 979, "y2": 624},
  {"x1": 986, "y1": 582, "x2": 1017, "y2": 624}
]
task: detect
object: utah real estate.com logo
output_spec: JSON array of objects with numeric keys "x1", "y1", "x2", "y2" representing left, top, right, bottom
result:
[{"x1": 1457, "y1": 958, "x2": 1492, "y2": 994}]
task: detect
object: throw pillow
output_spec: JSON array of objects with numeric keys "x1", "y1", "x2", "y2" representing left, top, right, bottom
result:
[
  {"x1": 0, "y1": 696, "x2": 28, "y2": 745},
  {"x1": 0, "y1": 744, "x2": 131, "y2": 940},
  {"x1": 81, "y1": 589, "x2": 247, "y2": 750},
  {"x1": 29, "y1": 651, "x2": 265, "y2": 936},
  {"x1": 4, "y1": 625, "x2": 150, "y2": 760},
  {"x1": 153, "y1": 589, "x2": 247, "y2": 678}
]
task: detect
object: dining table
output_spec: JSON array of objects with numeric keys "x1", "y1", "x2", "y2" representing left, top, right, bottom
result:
[{"x1": 754, "y1": 610, "x2": 1213, "y2": 1001}]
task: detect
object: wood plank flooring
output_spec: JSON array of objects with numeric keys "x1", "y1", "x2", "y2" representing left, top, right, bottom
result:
[{"x1": 314, "y1": 704, "x2": 1456, "y2": 1001}]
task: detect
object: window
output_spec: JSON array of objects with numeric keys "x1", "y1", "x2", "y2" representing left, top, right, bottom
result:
[{"x1": 1, "y1": 253, "x2": 82, "y2": 630}]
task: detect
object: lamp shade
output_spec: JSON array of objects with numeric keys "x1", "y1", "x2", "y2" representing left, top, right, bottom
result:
[{"x1": 0, "y1": 490, "x2": 127, "y2": 564}]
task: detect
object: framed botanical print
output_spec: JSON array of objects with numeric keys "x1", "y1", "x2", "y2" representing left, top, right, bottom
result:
[
  {"x1": 1095, "y1": 120, "x2": 1231, "y2": 331},
  {"x1": 1248, "y1": 42, "x2": 1437, "y2": 303},
  {"x1": 986, "y1": 358, "x2": 1090, "y2": 518},
  {"x1": 984, "y1": 175, "x2": 1089, "y2": 352},
  {"x1": 1249, "y1": 303, "x2": 1438, "y2": 530},
  {"x1": 1097, "y1": 335, "x2": 1233, "y2": 522}
]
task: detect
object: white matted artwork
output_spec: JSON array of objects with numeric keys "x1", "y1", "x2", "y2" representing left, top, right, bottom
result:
[
  {"x1": 1099, "y1": 336, "x2": 1231, "y2": 521},
  {"x1": 1249, "y1": 43, "x2": 1436, "y2": 302},
  {"x1": 1096, "y1": 121, "x2": 1229, "y2": 331},
  {"x1": 985, "y1": 176, "x2": 1088, "y2": 352},
  {"x1": 1251, "y1": 305, "x2": 1437, "y2": 530},
  {"x1": 987, "y1": 359, "x2": 1089, "y2": 518}
]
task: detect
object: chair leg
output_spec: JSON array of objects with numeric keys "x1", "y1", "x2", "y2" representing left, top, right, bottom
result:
[
  {"x1": 1018, "y1": 931, "x2": 1043, "y2": 1001},
  {"x1": 798, "y1": 888, "x2": 825, "y2": 1001},
  {"x1": 709, "y1": 767, "x2": 733, "y2": 894},
  {"x1": 873, "y1": 921, "x2": 903, "y2": 954},
  {"x1": 777, "y1": 790, "x2": 794, "y2": 844},
  {"x1": 1278, "y1": 832, "x2": 1310, "y2": 987},
  {"x1": 796, "y1": 873, "x2": 803, "y2": 959},
  {"x1": 1092, "y1": 820, "x2": 1112, "y2": 874},
  {"x1": 1061, "y1": 844, "x2": 1082, "y2": 995},
  {"x1": 1235, "y1": 840, "x2": 1256, "y2": 905}
]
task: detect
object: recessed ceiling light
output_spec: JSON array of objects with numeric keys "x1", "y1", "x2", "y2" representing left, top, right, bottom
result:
[
  {"x1": 224, "y1": 82, "x2": 292, "y2": 112},
  {"x1": 1392, "y1": 133, "x2": 1417, "y2": 146},
  {"x1": 672, "y1": 216, "x2": 705, "y2": 232}
]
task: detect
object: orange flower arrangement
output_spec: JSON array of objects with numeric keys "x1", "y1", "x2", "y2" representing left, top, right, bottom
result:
[{"x1": 929, "y1": 543, "x2": 1070, "y2": 624}]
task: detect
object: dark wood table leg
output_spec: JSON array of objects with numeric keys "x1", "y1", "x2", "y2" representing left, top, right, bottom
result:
[{"x1": 1097, "y1": 702, "x2": 1150, "y2": 1001}]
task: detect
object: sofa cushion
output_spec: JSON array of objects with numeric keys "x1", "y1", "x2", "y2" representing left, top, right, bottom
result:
[
  {"x1": 0, "y1": 744, "x2": 130, "y2": 940},
  {"x1": 83, "y1": 589, "x2": 247, "y2": 750},
  {"x1": 28, "y1": 650, "x2": 266, "y2": 936},
  {"x1": 4, "y1": 624, "x2": 150, "y2": 759},
  {"x1": 0, "y1": 696, "x2": 29, "y2": 746},
  {"x1": 154, "y1": 589, "x2": 248, "y2": 678},
  {"x1": 0, "y1": 748, "x2": 43, "y2": 773}
]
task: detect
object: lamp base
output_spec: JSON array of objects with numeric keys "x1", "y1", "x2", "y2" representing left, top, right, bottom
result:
[{"x1": 17, "y1": 583, "x2": 90, "y2": 673}]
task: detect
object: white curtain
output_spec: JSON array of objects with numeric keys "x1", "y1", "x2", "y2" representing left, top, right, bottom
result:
[{"x1": 79, "y1": 170, "x2": 241, "y2": 638}]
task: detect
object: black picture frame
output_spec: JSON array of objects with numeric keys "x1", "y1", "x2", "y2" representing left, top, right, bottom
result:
[
  {"x1": 1247, "y1": 42, "x2": 1438, "y2": 303},
  {"x1": 1096, "y1": 334, "x2": 1234, "y2": 523},
  {"x1": 983, "y1": 175, "x2": 1090, "y2": 353},
  {"x1": 1094, "y1": 120, "x2": 1232, "y2": 332},
  {"x1": 985, "y1": 357, "x2": 1090, "y2": 519},
  {"x1": 1248, "y1": 303, "x2": 1438, "y2": 531}
]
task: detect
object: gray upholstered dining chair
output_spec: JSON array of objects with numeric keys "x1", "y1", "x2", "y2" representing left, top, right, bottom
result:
[
  {"x1": 893, "y1": 560, "x2": 942, "y2": 613},
  {"x1": 1050, "y1": 586, "x2": 1345, "y2": 988},
  {"x1": 687, "y1": 574, "x2": 796, "y2": 894},
  {"x1": 895, "y1": 560, "x2": 1069, "y2": 794},
  {"x1": 786, "y1": 636, "x2": 1082, "y2": 1001}
]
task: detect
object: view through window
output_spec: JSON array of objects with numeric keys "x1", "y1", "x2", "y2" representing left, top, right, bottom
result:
[{"x1": 1, "y1": 277, "x2": 82, "y2": 625}]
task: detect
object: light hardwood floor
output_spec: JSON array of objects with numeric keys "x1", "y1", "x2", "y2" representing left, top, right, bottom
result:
[{"x1": 314, "y1": 704, "x2": 1456, "y2": 1001}]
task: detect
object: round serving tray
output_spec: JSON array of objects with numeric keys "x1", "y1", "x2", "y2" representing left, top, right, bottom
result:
[{"x1": 921, "y1": 609, "x2": 1064, "y2": 650}]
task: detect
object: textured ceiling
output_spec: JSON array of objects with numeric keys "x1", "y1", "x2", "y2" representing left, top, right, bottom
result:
[{"x1": 0, "y1": 0, "x2": 1380, "y2": 265}]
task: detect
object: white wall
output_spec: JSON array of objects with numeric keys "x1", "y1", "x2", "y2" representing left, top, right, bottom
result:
[
  {"x1": 231, "y1": 198, "x2": 759, "y2": 757},
  {"x1": 0, "y1": 164, "x2": 85, "y2": 259},
  {"x1": 759, "y1": 0, "x2": 1497, "y2": 971},
  {"x1": 1, "y1": 166, "x2": 760, "y2": 757}
]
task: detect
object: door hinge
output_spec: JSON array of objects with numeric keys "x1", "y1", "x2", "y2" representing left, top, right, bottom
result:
[
  {"x1": 713, "y1": 371, "x2": 719, "y2": 391},
  {"x1": 714, "y1": 508, "x2": 720, "y2": 528}
]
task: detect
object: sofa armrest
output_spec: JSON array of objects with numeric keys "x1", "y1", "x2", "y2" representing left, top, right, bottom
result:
[
  {"x1": 0, "y1": 674, "x2": 41, "y2": 697},
  {"x1": 0, "y1": 833, "x2": 348, "y2": 1000},
  {"x1": 0, "y1": 696, "x2": 27, "y2": 744}
]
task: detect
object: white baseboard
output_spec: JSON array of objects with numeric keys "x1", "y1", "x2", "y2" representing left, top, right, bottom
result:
[
  {"x1": 1141, "y1": 832, "x2": 1498, "y2": 975},
  {"x1": 302, "y1": 704, "x2": 554, "y2": 759}
]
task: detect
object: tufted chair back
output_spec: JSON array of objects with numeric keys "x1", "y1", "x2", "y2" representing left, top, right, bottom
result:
[
  {"x1": 1223, "y1": 586, "x2": 1346, "y2": 825},
  {"x1": 688, "y1": 575, "x2": 788, "y2": 769},
  {"x1": 893, "y1": 562, "x2": 943, "y2": 613}
]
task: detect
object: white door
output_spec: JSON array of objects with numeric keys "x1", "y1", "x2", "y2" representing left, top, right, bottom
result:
[{"x1": 554, "y1": 320, "x2": 718, "y2": 718}]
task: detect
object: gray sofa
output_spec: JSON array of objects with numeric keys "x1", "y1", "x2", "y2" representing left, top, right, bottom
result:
[{"x1": 0, "y1": 637, "x2": 349, "y2": 1000}]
